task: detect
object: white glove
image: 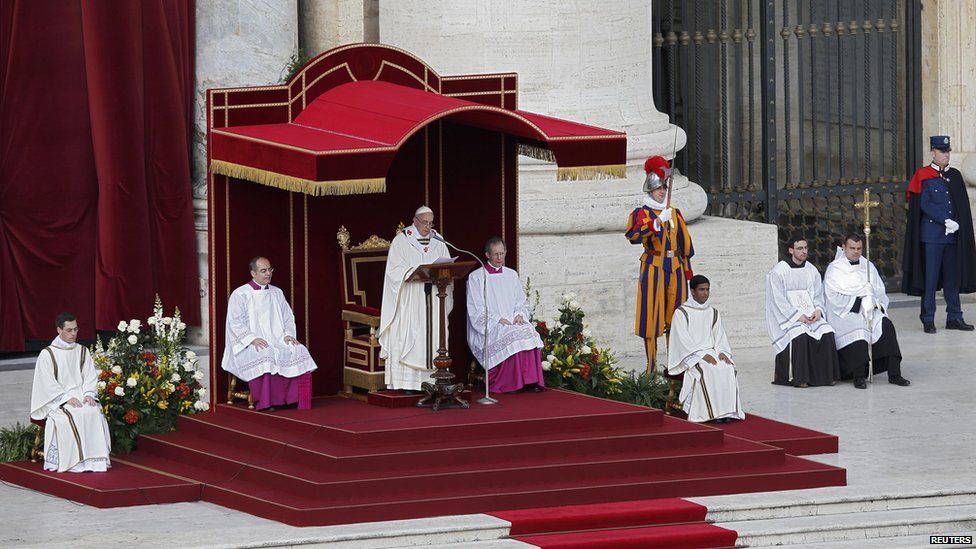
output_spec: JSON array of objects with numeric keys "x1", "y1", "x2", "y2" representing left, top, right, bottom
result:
[
  {"x1": 861, "y1": 295, "x2": 875, "y2": 313},
  {"x1": 945, "y1": 219, "x2": 960, "y2": 235},
  {"x1": 658, "y1": 208, "x2": 674, "y2": 224}
]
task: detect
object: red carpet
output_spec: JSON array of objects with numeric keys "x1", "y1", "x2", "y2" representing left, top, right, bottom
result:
[
  {"x1": 493, "y1": 499, "x2": 736, "y2": 548},
  {"x1": 0, "y1": 389, "x2": 845, "y2": 526},
  {"x1": 716, "y1": 414, "x2": 839, "y2": 455}
]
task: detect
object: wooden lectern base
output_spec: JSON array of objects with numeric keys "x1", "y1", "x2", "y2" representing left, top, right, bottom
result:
[{"x1": 416, "y1": 366, "x2": 469, "y2": 411}]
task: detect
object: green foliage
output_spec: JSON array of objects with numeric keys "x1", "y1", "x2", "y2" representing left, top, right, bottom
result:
[
  {"x1": 281, "y1": 48, "x2": 312, "y2": 82},
  {"x1": 612, "y1": 370, "x2": 673, "y2": 410},
  {"x1": 0, "y1": 422, "x2": 37, "y2": 462}
]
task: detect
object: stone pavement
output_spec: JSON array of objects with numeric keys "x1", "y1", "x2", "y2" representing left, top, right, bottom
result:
[{"x1": 1, "y1": 300, "x2": 974, "y2": 547}]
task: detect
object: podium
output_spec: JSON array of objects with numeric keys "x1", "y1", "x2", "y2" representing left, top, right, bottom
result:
[{"x1": 406, "y1": 260, "x2": 478, "y2": 411}]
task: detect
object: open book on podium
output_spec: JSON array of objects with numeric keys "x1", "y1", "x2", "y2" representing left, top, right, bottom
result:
[{"x1": 406, "y1": 258, "x2": 478, "y2": 285}]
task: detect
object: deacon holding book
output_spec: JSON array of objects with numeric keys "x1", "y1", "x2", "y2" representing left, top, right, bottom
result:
[
  {"x1": 379, "y1": 206, "x2": 453, "y2": 391},
  {"x1": 765, "y1": 237, "x2": 840, "y2": 387}
]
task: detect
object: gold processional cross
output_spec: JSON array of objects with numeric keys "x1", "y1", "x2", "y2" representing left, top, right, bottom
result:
[{"x1": 854, "y1": 188, "x2": 882, "y2": 381}]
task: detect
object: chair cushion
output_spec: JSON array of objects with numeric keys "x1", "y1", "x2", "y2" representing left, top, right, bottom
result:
[
  {"x1": 30, "y1": 418, "x2": 44, "y2": 428},
  {"x1": 344, "y1": 304, "x2": 380, "y2": 317}
]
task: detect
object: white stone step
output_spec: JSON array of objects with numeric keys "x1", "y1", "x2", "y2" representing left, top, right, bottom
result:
[
  {"x1": 769, "y1": 533, "x2": 975, "y2": 548},
  {"x1": 720, "y1": 503, "x2": 976, "y2": 547},
  {"x1": 703, "y1": 490, "x2": 976, "y2": 522}
]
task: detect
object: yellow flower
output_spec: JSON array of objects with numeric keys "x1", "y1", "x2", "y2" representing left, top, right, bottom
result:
[{"x1": 156, "y1": 400, "x2": 169, "y2": 410}]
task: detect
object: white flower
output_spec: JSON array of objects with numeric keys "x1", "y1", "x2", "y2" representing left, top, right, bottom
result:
[
  {"x1": 162, "y1": 317, "x2": 173, "y2": 325},
  {"x1": 569, "y1": 300, "x2": 580, "y2": 309},
  {"x1": 185, "y1": 351, "x2": 197, "y2": 360},
  {"x1": 127, "y1": 334, "x2": 138, "y2": 345},
  {"x1": 547, "y1": 354, "x2": 557, "y2": 363},
  {"x1": 196, "y1": 388, "x2": 208, "y2": 398},
  {"x1": 581, "y1": 345, "x2": 592, "y2": 355},
  {"x1": 127, "y1": 319, "x2": 141, "y2": 333},
  {"x1": 171, "y1": 373, "x2": 181, "y2": 382},
  {"x1": 114, "y1": 386, "x2": 125, "y2": 396},
  {"x1": 147, "y1": 317, "x2": 157, "y2": 325},
  {"x1": 582, "y1": 328, "x2": 592, "y2": 338},
  {"x1": 541, "y1": 360, "x2": 551, "y2": 371},
  {"x1": 193, "y1": 370, "x2": 205, "y2": 381},
  {"x1": 177, "y1": 322, "x2": 186, "y2": 330},
  {"x1": 164, "y1": 382, "x2": 176, "y2": 393},
  {"x1": 193, "y1": 400, "x2": 210, "y2": 411},
  {"x1": 117, "y1": 321, "x2": 127, "y2": 331},
  {"x1": 126, "y1": 377, "x2": 137, "y2": 388},
  {"x1": 97, "y1": 381, "x2": 106, "y2": 390},
  {"x1": 182, "y1": 361, "x2": 196, "y2": 372},
  {"x1": 111, "y1": 365, "x2": 122, "y2": 375}
]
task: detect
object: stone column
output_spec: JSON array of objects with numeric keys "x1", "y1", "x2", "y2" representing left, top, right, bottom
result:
[
  {"x1": 301, "y1": 0, "x2": 378, "y2": 56},
  {"x1": 379, "y1": 0, "x2": 732, "y2": 367},
  {"x1": 191, "y1": 1, "x2": 299, "y2": 345}
]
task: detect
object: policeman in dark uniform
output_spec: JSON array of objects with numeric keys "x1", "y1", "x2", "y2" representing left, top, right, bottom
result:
[{"x1": 903, "y1": 135, "x2": 976, "y2": 333}]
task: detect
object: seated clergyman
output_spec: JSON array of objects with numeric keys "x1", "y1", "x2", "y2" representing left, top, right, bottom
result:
[
  {"x1": 666, "y1": 275, "x2": 744, "y2": 423},
  {"x1": 466, "y1": 237, "x2": 545, "y2": 393},
  {"x1": 221, "y1": 256, "x2": 317, "y2": 410},
  {"x1": 765, "y1": 237, "x2": 840, "y2": 388},
  {"x1": 823, "y1": 234, "x2": 911, "y2": 390},
  {"x1": 30, "y1": 312, "x2": 112, "y2": 472}
]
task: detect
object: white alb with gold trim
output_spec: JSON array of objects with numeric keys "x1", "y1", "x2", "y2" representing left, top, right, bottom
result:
[{"x1": 30, "y1": 338, "x2": 112, "y2": 473}]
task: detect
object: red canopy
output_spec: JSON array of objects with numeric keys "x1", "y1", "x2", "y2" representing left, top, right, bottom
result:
[{"x1": 210, "y1": 79, "x2": 626, "y2": 196}]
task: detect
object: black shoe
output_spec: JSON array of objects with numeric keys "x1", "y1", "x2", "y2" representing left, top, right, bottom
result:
[
  {"x1": 923, "y1": 322, "x2": 937, "y2": 334},
  {"x1": 946, "y1": 319, "x2": 975, "y2": 331},
  {"x1": 854, "y1": 378, "x2": 867, "y2": 389},
  {"x1": 889, "y1": 375, "x2": 911, "y2": 386}
]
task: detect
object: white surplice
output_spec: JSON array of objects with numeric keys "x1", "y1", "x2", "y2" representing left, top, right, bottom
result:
[
  {"x1": 466, "y1": 266, "x2": 543, "y2": 370},
  {"x1": 765, "y1": 260, "x2": 835, "y2": 353},
  {"x1": 823, "y1": 250, "x2": 889, "y2": 350},
  {"x1": 30, "y1": 338, "x2": 112, "y2": 473},
  {"x1": 221, "y1": 283, "x2": 318, "y2": 382},
  {"x1": 378, "y1": 225, "x2": 452, "y2": 391},
  {"x1": 667, "y1": 298, "x2": 744, "y2": 423}
]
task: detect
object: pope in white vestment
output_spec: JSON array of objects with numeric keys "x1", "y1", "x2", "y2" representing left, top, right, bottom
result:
[
  {"x1": 30, "y1": 317, "x2": 111, "y2": 473},
  {"x1": 667, "y1": 276, "x2": 744, "y2": 423},
  {"x1": 379, "y1": 207, "x2": 452, "y2": 391},
  {"x1": 466, "y1": 238, "x2": 545, "y2": 393},
  {"x1": 221, "y1": 257, "x2": 317, "y2": 410}
]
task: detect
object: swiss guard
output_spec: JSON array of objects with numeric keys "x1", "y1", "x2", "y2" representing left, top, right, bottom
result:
[
  {"x1": 902, "y1": 135, "x2": 976, "y2": 333},
  {"x1": 625, "y1": 156, "x2": 695, "y2": 374}
]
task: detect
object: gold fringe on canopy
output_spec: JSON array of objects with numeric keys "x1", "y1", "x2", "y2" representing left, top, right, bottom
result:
[
  {"x1": 209, "y1": 160, "x2": 386, "y2": 196},
  {"x1": 517, "y1": 143, "x2": 556, "y2": 163},
  {"x1": 556, "y1": 164, "x2": 627, "y2": 181}
]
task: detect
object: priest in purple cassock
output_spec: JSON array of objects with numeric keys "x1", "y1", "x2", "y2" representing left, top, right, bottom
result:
[
  {"x1": 221, "y1": 256, "x2": 317, "y2": 410},
  {"x1": 466, "y1": 237, "x2": 545, "y2": 393}
]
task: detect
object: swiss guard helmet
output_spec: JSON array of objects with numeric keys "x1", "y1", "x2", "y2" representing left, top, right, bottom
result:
[{"x1": 643, "y1": 156, "x2": 672, "y2": 193}]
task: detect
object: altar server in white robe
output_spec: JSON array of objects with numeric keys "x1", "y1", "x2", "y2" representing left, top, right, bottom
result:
[
  {"x1": 379, "y1": 206, "x2": 453, "y2": 391},
  {"x1": 765, "y1": 237, "x2": 840, "y2": 387},
  {"x1": 667, "y1": 275, "x2": 744, "y2": 423},
  {"x1": 221, "y1": 256, "x2": 317, "y2": 410},
  {"x1": 824, "y1": 234, "x2": 911, "y2": 389},
  {"x1": 467, "y1": 237, "x2": 545, "y2": 393},
  {"x1": 30, "y1": 313, "x2": 111, "y2": 472}
]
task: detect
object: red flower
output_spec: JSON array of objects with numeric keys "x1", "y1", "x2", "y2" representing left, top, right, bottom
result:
[
  {"x1": 177, "y1": 383, "x2": 191, "y2": 399},
  {"x1": 99, "y1": 370, "x2": 111, "y2": 380},
  {"x1": 105, "y1": 382, "x2": 118, "y2": 395},
  {"x1": 124, "y1": 409, "x2": 140, "y2": 424},
  {"x1": 150, "y1": 366, "x2": 159, "y2": 379},
  {"x1": 579, "y1": 364, "x2": 590, "y2": 379},
  {"x1": 140, "y1": 351, "x2": 157, "y2": 366},
  {"x1": 568, "y1": 345, "x2": 575, "y2": 355},
  {"x1": 591, "y1": 348, "x2": 600, "y2": 361},
  {"x1": 576, "y1": 332, "x2": 584, "y2": 342}
]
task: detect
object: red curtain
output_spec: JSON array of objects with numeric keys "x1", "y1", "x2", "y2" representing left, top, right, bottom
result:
[{"x1": 0, "y1": 0, "x2": 199, "y2": 351}]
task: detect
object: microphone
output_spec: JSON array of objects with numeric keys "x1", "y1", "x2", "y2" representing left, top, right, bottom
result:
[{"x1": 429, "y1": 229, "x2": 498, "y2": 405}]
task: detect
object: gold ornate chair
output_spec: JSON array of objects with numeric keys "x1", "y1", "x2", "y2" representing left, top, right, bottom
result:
[
  {"x1": 227, "y1": 373, "x2": 255, "y2": 408},
  {"x1": 337, "y1": 225, "x2": 401, "y2": 392}
]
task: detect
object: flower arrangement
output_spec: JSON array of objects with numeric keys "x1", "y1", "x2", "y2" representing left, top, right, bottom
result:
[
  {"x1": 536, "y1": 292, "x2": 626, "y2": 399},
  {"x1": 93, "y1": 296, "x2": 208, "y2": 453}
]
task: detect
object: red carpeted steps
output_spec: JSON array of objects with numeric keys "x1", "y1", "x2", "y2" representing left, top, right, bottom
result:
[
  {"x1": 492, "y1": 498, "x2": 738, "y2": 548},
  {"x1": 1, "y1": 389, "x2": 845, "y2": 526}
]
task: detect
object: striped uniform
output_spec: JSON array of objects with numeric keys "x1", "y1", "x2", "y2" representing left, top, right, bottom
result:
[{"x1": 625, "y1": 205, "x2": 695, "y2": 372}]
